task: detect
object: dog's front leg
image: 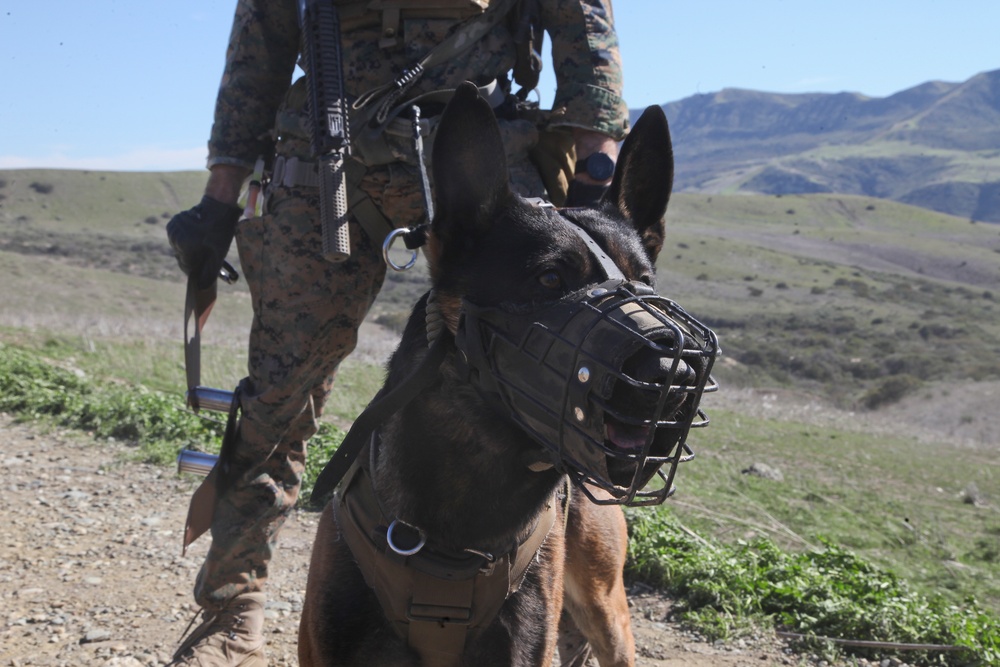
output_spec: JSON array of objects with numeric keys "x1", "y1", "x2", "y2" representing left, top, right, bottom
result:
[{"x1": 560, "y1": 493, "x2": 635, "y2": 667}]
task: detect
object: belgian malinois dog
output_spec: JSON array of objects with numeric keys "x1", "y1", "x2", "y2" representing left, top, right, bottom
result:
[{"x1": 299, "y1": 83, "x2": 711, "y2": 667}]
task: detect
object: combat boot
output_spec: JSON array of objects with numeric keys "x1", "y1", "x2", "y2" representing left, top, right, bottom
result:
[{"x1": 169, "y1": 592, "x2": 267, "y2": 666}]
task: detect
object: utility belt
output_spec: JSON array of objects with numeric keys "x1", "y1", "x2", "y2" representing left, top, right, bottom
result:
[
  {"x1": 267, "y1": 154, "x2": 397, "y2": 250},
  {"x1": 354, "y1": 78, "x2": 506, "y2": 167}
]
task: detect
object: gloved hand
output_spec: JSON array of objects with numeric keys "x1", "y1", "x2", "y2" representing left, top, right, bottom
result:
[
  {"x1": 564, "y1": 179, "x2": 610, "y2": 208},
  {"x1": 166, "y1": 195, "x2": 242, "y2": 290}
]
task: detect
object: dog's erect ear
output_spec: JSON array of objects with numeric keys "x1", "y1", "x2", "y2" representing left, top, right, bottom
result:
[
  {"x1": 431, "y1": 82, "x2": 512, "y2": 246},
  {"x1": 604, "y1": 105, "x2": 673, "y2": 262}
]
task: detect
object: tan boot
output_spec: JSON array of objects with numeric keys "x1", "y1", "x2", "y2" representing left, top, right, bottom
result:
[{"x1": 169, "y1": 592, "x2": 267, "y2": 666}]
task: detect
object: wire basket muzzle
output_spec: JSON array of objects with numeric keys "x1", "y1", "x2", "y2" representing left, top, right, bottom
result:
[{"x1": 457, "y1": 279, "x2": 719, "y2": 505}]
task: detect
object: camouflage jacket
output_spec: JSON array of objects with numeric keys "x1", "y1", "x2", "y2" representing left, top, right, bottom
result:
[{"x1": 207, "y1": 0, "x2": 627, "y2": 170}]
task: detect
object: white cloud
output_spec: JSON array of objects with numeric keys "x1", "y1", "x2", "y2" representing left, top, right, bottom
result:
[{"x1": 0, "y1": 146, "x2": 208, "y2": 172}]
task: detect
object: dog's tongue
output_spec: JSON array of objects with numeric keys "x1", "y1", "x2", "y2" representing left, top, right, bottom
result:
[{"x1": 606, "y1": 421, "x2": 651, "y2": 452}]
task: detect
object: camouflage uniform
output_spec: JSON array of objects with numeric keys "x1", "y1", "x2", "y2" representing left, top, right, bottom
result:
[{"x1": 195, "y1": 0, "x2": 628, "y2": 611}]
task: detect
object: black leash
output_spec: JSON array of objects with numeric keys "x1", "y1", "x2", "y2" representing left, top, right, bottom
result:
[
  {"x1": 309, "y1": 332, "x2": 450, "y2": 504},
  {"x1": 183, "y1": 261, "x2": 239, "y2": 412}
]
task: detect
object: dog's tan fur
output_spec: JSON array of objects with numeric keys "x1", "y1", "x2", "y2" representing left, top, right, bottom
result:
[{"x1": 560, "y1": 493, "x2": 634, "y2": 667}]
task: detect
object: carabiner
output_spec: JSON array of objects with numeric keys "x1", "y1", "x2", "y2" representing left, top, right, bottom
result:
[{"x1": 383, "y1": 228, "x2": 419, "y2": 272}]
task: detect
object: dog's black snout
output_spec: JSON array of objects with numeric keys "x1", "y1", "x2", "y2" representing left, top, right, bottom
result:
[
  {"x1": 609, "y1": 343, "x2": 699, "y2": 428},
  {"x1": 624, "y1": 334, "x2": 701, "y2": 389},
  {"x1": 628, "y1": 353, "x2": 697, "y2": 388}
]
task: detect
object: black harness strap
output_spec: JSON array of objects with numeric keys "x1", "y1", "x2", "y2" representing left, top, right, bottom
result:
[{"x1": 310, "y1": 331, "x2": 450, "y2": 504}]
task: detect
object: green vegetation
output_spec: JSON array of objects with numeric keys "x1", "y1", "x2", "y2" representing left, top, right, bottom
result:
[
  {"x1": 628, "y1": 514, "x2": 999, "y2": 665},
  {"x1": 0, "y1": 343, "x2": 344, "y2": 501},
  {"x1": 0, "y1": 342, "x2": 222, "y2": 463},
  {"x1": 658, "y1": 193, "x2": 1000, "y2": 407},
  {"x1": 2, "y1": 169, "x2": 1000, "y2": 664},
  {"x1": 665, "y1": 404, "x2": 1000, "y2": 627}
]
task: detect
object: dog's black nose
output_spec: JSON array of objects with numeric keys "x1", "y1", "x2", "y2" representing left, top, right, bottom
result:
[{"x1": 625, "y1": 348, "x2": 698, "y2": 388}]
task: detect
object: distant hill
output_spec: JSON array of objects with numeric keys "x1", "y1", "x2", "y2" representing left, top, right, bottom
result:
[{"x1": 638, "y1": 69, "x2": 1000, "y2": 222}]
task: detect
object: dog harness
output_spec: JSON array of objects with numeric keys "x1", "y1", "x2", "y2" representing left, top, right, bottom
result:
[{"x1": 335, "y1": 442, "x2": 565, "y2": 667}]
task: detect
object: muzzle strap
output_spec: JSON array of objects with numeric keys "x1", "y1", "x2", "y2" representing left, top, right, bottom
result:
[{"x1": 561, "y1": 216, "x2": 625, "y2": 282}]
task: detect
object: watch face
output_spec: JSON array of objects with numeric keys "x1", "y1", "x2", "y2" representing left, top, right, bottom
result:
[{"x1": 586, "y1": 152, "x2": 616, "y2": 181}]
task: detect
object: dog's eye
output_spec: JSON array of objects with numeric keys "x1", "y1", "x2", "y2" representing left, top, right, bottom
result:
[{"x1": 538, "y1": 270, "x2": 562, "y2": 290}]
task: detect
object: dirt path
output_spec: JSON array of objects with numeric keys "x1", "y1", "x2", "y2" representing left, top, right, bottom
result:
[{"x1": 0, "y1": 413, "x2": 817, "y2": 667}]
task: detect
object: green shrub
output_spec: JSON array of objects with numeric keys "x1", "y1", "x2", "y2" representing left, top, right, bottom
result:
[
  {"x1": 859, "y1": 374, "x2": 922, "y2": 410},
  {"x1": 0, "y1": 343, "x2": 223, "y2": 459},
  {"x1": 627, "y1": 511, "x2": 999, "y2": 665},
  {"x1": 0, "y1": 343, "x2": 345, "y2": 500}
]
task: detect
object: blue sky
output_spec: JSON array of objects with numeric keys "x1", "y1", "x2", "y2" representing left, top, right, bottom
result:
[{"x1": 1, "y1": 1, "x2": 996, "y2": 171}]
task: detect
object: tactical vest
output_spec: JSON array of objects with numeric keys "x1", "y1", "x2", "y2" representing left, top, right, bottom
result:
[
  {"x1": 331, "y1": 0, "x2": 540, "y2": 92},
  {"x1": 333, "y1": 0, "x2": 491, "y2": 49}
]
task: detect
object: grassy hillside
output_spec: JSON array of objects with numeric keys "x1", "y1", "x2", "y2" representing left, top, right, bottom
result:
[
  {"x1": 3, "y1": 168, "x2": 999, "y2": 405},
  {"x1": 659, "y1": 194, "x2": 1000, "y2": 408},
  {"x1": 0, "y1": 168, "x2": 208, "y2": 281},
  {"x1": 1, "y1": 169, "x2": 998, "y2": 639},
  {"x1": 0, "y1": 168, "x2": 207, "y2": 234}
]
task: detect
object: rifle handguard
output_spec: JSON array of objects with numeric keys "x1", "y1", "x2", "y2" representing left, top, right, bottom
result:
[
  {"x1": 300, "y1": 0, "x2": 352, "y2": 262},
  {"x1": 319, "y1": 152, "x2": 351, "y2": 261}
]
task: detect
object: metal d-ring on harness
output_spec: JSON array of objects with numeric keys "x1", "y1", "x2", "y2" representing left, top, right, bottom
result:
[
  {"x1": 382, "y1": 104, "x2": 433, "y2": 271},
  {"x1": 332, "y1": 437, "x2": 564, "y2": 667},
  {"x1": 386, "y1": 518, "x2": 427, "y2": 556}
]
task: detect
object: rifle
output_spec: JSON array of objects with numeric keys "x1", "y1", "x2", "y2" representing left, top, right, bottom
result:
[{"x1": 299, "y1": 0, "x2": 351, "y2": 262}]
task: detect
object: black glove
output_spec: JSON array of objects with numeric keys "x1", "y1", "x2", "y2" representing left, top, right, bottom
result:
[
  {"x1": 166, "y1": 195, "x2": 241, "y2": 290},
  {"x1": 564, "y1": 179, "x2": 610, "y2": 208}
]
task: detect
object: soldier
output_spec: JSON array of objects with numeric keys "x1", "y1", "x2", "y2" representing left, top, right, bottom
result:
[{"x1": 165, "y1": 1, "x2": 629, "y2": 664}]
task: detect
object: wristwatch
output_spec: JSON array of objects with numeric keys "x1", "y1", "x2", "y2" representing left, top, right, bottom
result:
[{"x1": 574, "y1": 152, "x2": 616, "y2": 182}]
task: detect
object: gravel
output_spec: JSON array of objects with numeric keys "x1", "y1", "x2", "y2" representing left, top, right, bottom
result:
[{"x1": 1, "y1": 413, "x2": 863, "y2": 667}]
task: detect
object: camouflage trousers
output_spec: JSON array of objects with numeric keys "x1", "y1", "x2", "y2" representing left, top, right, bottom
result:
[{"x1": 193, "y1": 126, "x2": 547, "y2": 611}]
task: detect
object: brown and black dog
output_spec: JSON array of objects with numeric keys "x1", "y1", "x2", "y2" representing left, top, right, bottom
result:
[{"x1": 299, "y1": 83, "x2": 681, "y2": 667}]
